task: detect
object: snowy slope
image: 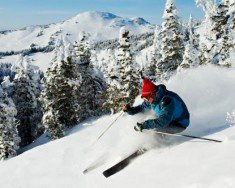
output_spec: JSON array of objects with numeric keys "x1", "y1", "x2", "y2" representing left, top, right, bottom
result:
[
  {"x1": 0, "y1": 11, "x2": 154, "y2": 52},
  {"x1": 0, "y1": 65, "x2": 235, "y2": 188}
]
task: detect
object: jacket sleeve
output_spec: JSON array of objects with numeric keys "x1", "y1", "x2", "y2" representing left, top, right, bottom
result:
[
  {"x1": 141, "y1": 97, "x2": 174, "y2": 130},
  {"x1": 126, "y1": 101, "x2": 151, "y2": 115}
]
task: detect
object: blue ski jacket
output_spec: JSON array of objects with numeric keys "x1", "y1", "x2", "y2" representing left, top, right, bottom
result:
[{"x1": 126, "y1": 84, "x2": 190, "y2": 130}]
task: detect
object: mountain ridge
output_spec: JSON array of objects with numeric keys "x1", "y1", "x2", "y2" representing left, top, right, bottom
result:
[{"x1": 0, "y1": 11, "x2": 154, "y2": 52}]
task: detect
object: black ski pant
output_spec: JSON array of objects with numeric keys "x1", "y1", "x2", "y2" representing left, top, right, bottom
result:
[{"x1": 157, "y1": 121, "x2": 186, "y2": 134}]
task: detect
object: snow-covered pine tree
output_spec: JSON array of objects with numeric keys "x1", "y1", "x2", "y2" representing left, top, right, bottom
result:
[
  {"x1": 117, "y1": 27, "x2": 140, "y2": 106},
  {"x1": 7, "y1": 56, "x2": 43, "y2": 147},
  {"x1": 196, "y1": 0, "x2": 233, "y2": 67},
  {"x1": 178, "y1": 15, "x2": 200, "y2": 70},
  {"x1": 0, "y1": 63, "x2": 16, "y2": 83},
  {"x1": 211, "y1": 0, "x2": 230, "y2": 40},
  {"x1": 74, "y1": 32, "x2": 105, "y2": 118},
  {"x1": 98, "y1": 49, "x2": 116, "y2": 80},
  {"x1": 228, "y1": 0, "x2": 235, "y2": 30},
  {"x1": 221, "y1": 0, "x2": 235, "y2": 65},
  {"x1": 0, "y1": 85, "x2": 20, "y2": 160},
  {"x1": 196, "y1": 0, "x2": 217, "y2": 65},
  {"x1": 102, "y1": 49, "x2": 122, "y2": 113},
  {"x1": 23, "y1": 57, "x2": 44, "y2": 140},
  {"x1": 158, "y1": 0, "x2": 184, "y2": 80},
  {"x1": 147, "y1": 51, "x2": 157, "y2": 81},
  {"x1": 196, "y1": 0, "x2": 216, "y2": 22},
  {"x1": 42, "y1": 38, "x2": 81, "y2": 140},
  {"x1": 209, "y1": 0, "x2": 232, "y2": 67},
  {"x1": 146, "y1": 26, "x2": 162, "y2": 81},
  {"x1": 198, "y1": 41, "x2": 212, "y2": 66},
  {"x1": 102, "y1": 28, "x2": 140, "y2": 113}
]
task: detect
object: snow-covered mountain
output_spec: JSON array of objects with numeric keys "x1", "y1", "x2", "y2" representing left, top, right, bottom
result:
[
  {"x1": 0, "y1": 65, "x2": 235, "y2": 188},
  {"x1": 0, "y1": 11, "x2": 154, "y2": 52}
]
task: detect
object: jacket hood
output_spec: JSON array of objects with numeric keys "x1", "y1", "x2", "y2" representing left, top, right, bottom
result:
[{"x1": 153, "y1": 84, "x2": 167, "y2": 104}]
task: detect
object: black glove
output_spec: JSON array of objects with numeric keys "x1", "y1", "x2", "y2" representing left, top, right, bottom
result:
[
  {"x1": 134, "y1": 122, "x2": 143, "y2": 132},
  {"x1": 122, "y1": 104, "x2": 131, "y2": 112}
]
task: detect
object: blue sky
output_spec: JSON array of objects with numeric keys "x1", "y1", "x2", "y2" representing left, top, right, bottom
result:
[{"x1": 0, "y1": 0, "x2": 205, "y2": 30}]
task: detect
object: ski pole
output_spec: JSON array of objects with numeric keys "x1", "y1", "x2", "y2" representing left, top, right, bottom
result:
[
  {"x1": 154, "y1": 131, "x2": 223, "y2": 143},
  {"x1": 95, "y1": 111, "x2": 124, "y2": 143}
]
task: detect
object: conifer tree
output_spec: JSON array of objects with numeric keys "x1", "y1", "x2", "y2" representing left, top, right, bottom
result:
[
  {"x1": 147, "y1": 51, "x2": 158, "y2": 81},
  {"x1": 0, "y1": 63, "x2": 16, "y2": 83},
  {"x1": 209, "y1": 0, "x2": 232, "y2": 67},
  {"x1": 211, "y1": 0, "x2": 230, "y2": 40},
  {"x1": 74, "y1": 32, "x2": 105, "y2": 118},
  {"x1": 218, "y1": 0, "x2": 235, "y2": 66},
  {"x1": 7, "y1": 56, "x2": 43, "y2": 147},
  {"x1": 158, "y1": 0, "x2": 184, "y2": 80},
  {"x1": 228, "y1": 0, "x2": 235, "y2": 30},
  {"x1": 102, "y1": 49, "x2": 121, "y2": 113},
  {"x1": 102, "y1": 28, "x2": 140, "y2": 113},
  {"x1": 99, "y1": 49, "x2": 116, "y2": 80},
  {"x1": 0, "y1": 85, "x2": 20, "y2": 160},
  {"x1": 198, "y1": 43, "x2": 210, "y2": 65},
  {"x1": 197, "y1": 0, "x2": 233, "y2": 66},
  {"x1": 42, "y1": 38, "x2": 81, "y2": 140},
  {"x1": 146, "y1": 26, "x2": 162, "y2": 81},
  {"x1": 196, "y1": 0, "x2": 217, "y2": 22},
  {"x1": 117, "y1": 27, "x2": 140, "y2": 106},
  {"x1": 196, "y1": 0, "x2": 217, "y2": 65},
  {"x1": 178, "y1": 15, "x2": 200, "y2": 70}
]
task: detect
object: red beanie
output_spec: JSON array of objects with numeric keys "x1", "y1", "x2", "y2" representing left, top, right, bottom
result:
[{"x1": 141, "y1": 78, "x2": 157, "y2": 98}]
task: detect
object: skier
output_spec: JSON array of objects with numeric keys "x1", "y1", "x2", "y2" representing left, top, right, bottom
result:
[{"x1": 122, "y1": 78, "x2": 190, "y2": 133}]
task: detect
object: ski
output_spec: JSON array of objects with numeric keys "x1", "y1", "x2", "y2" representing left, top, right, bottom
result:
[
  {"x1": 83, "y1": 154, "x2": 108, "y2": 174},
  {"x1": 103, "y1": 148, "x2": 147, "y2": 178},
  {"x1": 83, "y1": 160, "x2": 106, "y2": 174}
]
